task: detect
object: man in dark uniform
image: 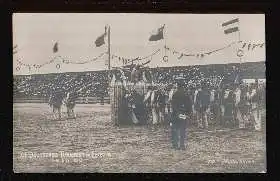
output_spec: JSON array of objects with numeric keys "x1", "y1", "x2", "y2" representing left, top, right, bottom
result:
[
  {"x1": 170, "y1": 81, "x2": 192, "y2": 150},
  {"x1": 157, "y1": 88, "x2": 166, "y2": 125},
  {"x1": 223, "y1": 84, "x2": 235, "y2": 128},
  {"x1": 196, "y1": 83, "x2": 211, "y2": 129},
  {"x1": 133, "y1": 90, "x2": 145, "y2": 125},
  {"x1": 49, "y1": 86, "x2": 64, "y2": 120},
  {"x1": 143, "y1": 85, "x2": 153, "y2": 125}
]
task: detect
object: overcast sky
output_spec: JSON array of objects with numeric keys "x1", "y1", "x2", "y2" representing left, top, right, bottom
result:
[{"x1": 13, "y1": 13, "x2": 265, "y2": 75}]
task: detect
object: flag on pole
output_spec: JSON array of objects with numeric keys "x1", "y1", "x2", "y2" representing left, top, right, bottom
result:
[
  {"x1": 53, "y1": 42, "x2": 58, "y2": 53},
  {"x1": 95, "y1": 26, "x2": 107, "y2": 47},
  {"x1": 222, "y1": 18, "x2": 239, "y2": 34},
  {"x1": 149, "y1": 25, "x2": 165, "y2": 41}
]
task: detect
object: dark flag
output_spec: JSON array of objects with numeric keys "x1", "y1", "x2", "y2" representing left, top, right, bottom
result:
[
  {"x1": 222, "y1": 18, "x2": 239, "y2": 34},
  {"x1": 95, "y1": 26, "x2": 107, "y2": 47},
  {"x1": 95, "y1": 33, "x2": 106, "y2": 47},
  {"x1": 53, "y1": 42, "x2": 58, "y2": 53},
  {"x1": 149, "y1": 25, "x2": 165, "y2": 41}
]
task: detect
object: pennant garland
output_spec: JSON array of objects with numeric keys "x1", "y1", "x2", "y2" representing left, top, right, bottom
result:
[
  {"x1": 14, "y1": 52, "x2": 106, "y2": 72},
  {"x1": 240, "y1": 42, "x2": 265, "y2": 51},
  {"x1": 14, "y1": 49, "x2": 160, "y2": 72},
  {"x1": 14, "y1": 40, "x2": 264, "y2": 72},
  {"x1": 164, "y1": 40, "x2": 264, "y2": 61},
  {"x1": 111, "y1": 49, "x2": 161, "y2": 66}
]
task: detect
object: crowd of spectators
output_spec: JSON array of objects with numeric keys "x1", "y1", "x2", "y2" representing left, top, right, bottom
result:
[
  {"x1": 13, "y1": 71, "x2": 109, "y2": 99},
  {"x1": 13, "y1": 61, "x2": 265, "y2": 99}
]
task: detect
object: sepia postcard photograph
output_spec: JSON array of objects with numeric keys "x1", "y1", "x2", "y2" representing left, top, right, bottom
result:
[{"x1": 13, "y1": 13, "x2": 266, "y2": 173}]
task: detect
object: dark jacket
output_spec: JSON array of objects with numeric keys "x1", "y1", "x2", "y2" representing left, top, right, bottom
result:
[
  {"x1": 197, "y1": 89, "x2": 210, "y2": 107},
  {"x1": 156, "y1": 91, "x2": 166, "y2": 109},
  {"x1": 50, "y1": 88, "x2": 64, "y2": 108},
  {"x1": 171, "y1": 88, "x2": 192, "y2": 116}
]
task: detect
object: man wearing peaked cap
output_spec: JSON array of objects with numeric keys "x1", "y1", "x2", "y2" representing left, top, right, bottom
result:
[{"x1": 170, "y1": 78, "x2": 192, "y2": 150}]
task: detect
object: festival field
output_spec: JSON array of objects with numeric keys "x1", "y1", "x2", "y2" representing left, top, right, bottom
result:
[{"x1": 13, "y1": 103, "x2": 266, "y2": 173}]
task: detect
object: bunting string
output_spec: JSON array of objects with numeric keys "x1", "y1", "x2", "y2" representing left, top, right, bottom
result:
[
  {"x1": 14, "y1": 52, "x2": 107, "y2": 72},
  {"x1": 14, "y1": 40, "x2": 264, "y2": 72},
  {"x1": 62, "y1": 52, "x2": 107, "y2": 64},
  {"x1": 164, "y1": 41, "x2": 240, "y2": 60},
  {"x1": 164, "y1": 40, "x2": 264, "y2": 61},
  {"x1": 111, "y1": 48, "x2": 161, "y2": 66}
]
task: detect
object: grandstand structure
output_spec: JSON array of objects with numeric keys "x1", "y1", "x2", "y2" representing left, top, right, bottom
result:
[{"x1": 13, "y1": 61, "x2": 265, "y2": 103}]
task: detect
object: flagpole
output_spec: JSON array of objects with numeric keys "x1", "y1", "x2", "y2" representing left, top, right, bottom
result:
[
  {"x1": 237, "y1": 19, "x2": 242, "y2": 64},
  {"x1": 164, "y1": 24, "x2": 166, "y2": 57},
  {"x1": 237, "y1": 19, "x2": 242, "y2": 84},
  {"x1": 108, "y1": 25, "x2": 111, "y2": 71}
]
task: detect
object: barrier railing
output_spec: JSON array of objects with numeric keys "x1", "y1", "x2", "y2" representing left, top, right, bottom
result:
[{"x1": 13, "y1": 97, "x2": 110, "y2": 104}]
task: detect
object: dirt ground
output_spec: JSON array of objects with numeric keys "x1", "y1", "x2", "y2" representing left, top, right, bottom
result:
[{"x1": 13, "y1": 103, "x2": 266, "y2": 173}]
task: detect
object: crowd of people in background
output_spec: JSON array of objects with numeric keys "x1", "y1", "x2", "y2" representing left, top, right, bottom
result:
[
  {"x1": 13, "y1": 71, "x2": 109, "y2": 99},
  {"x1": 13, "y1": 62, "x2": 265, "y2": 130},
  {"x1": 13, "y1": 61, "x2": 264, "y2": 100}
]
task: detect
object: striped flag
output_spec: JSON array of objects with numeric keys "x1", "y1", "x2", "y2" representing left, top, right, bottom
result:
[{"x1": 222, "y1": 18, "x2": 239, "y2": 34}]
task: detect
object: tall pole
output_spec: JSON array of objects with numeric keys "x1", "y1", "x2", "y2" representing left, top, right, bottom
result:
[
  {"x1": 164, "y1": 24, "x2": 166, "y2": 57},
  {"x1": 107, "y1": 25, "x2": 111, "y2": 106},
  {"x1": 108, "y1": 25, "x2": 111, "y2": 70},
  {"x1": 235, "y1": 19, "x2": 241, "y2": 84},
  {"x1": 238, "y1": 20, "x2": 241, "y2": 64}
]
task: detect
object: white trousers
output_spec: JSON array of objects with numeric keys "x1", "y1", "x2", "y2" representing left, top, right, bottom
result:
[
  {"x1": 252, "y1": 103, "x2": 261, "y2": 131},
  {"x1": 152, "y1": 107, "x2": 159, "y2": 124}
]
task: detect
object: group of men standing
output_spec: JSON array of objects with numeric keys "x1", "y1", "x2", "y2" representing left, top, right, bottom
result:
[
  {"x1": 165, "y1": 79, "x2": 263, "y2": 150},
  {"x1": 48, "y1": 86, "x2": 79, "y2": 120},
  {"x1": 190, "y1": 80, "x2": 263, "y2": 131},
  {"x1": 111, "y1": 66, "x2": 264, "y2": 150}
]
